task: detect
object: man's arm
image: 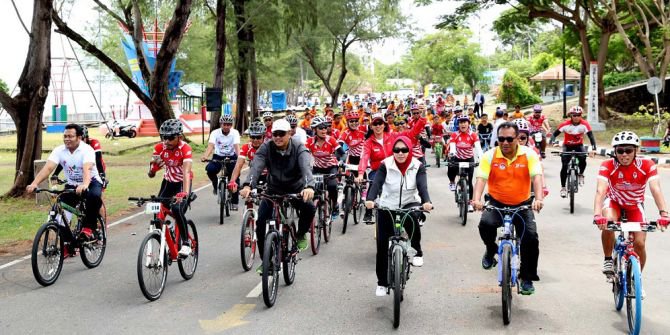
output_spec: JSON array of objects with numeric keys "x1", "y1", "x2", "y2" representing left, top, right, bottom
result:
[
  {"x1": 95, "y1": 152, "x2": 105, "y2": 174},
  {"x1": 182, "y1": 161, "x2": 192, "y2": 193},
  {"x1": 230, "y1": 158, "x2": 247, "y2": 183},
  {"x1": 542, "y1": 119, "x2": 551, "y2": 133},
  {"x1": 234, "y1": 143, "x2": 240, "y2": 157},
  {"x1": 586, "y1": 131, "x2": 597, "y2": 150},
  {"x1": 649, "y1": 178, "x2": 668, "y2": 216},
  {"x1": 201, "y1": 143, "x2": 215, "y2": 161},
  {"x1": 27, "y1": 161, "x2": 59, "y2": 191},
  {"x1": 549, "y1": 129, "x2": 561, "y2": 143},
  {"x1": 297, "y1": 148, "x2": 315, "y2": 189},
  {"x1": 593, "y1": 178, "x2": 609, "y2": 216}
]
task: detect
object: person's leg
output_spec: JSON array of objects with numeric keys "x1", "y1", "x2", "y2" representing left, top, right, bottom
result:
[
  {"x1": 466, "y1": 157, "x2": 475, "y2": 200},
  {"x1": 224, "y1": 156, "x2": 239, "y2": 205},
  {"x1": 327, "y1": 166, "x2": 339, "y2": 212},
  {"x1": 627, "y1": 204, "x2": 648, "y2": 270},
  {"x1": 560, "y1": 152, "x2": 571, "y2": 187},
  {"x1": 205, "y1": 158, "x2": 223, "y2": 191},
  {"x1": 478, "y1": 208, "x2": 500, "y2": 263},
  {"x1": 404, "y1": 211, "x2": 422, "y2": 257},
  {"x1": 254, "y1": 199, "x2": 273, "y2": 258},
  {"x1": 376, "y1": 210, "x2": 393, "y2": 286},
  {"x1": 447, "y1": 164, "x2": 458, "y2": 183},
  {"x1": 516, "y1": 208, "x2": 540, "y2": 282},
  {"x1": 577, "y1": 147, "x2": 587, "y2": 175},
  {"x1": 83, "y1": 180, "x2": 103, "y2": 230},
  {"x1": 296, "y1": 199, "x2": 316, "y2": 237}
]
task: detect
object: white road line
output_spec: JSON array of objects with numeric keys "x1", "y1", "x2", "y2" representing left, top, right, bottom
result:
[
  {"x1": 246, "y1": 281, "x2": 263, "y2": 298},
  {"x1": 0, "y1": 255, "x2": 30, "y2": 271}
]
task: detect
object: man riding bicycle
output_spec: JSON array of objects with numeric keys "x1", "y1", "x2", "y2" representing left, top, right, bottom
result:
[
  {"x1": 286, "y1": 114, "x2": 307, "y2": 145},
  {"x1": 202, "y1": 115, "x2": 241, "y2": 210},
  {"x1": 229, "y1": 121, "x2": 267, "y2": 191},
  {"x1": 526, "y1": 104, "x2": 551, "y2": 158},
  {"x1": 550, "y1": 106, "x2": 597, "y2": 198},
  {"x1": 239, "y1": 119, "x2": 316, "y2": 273},
  {"x1": 447, "y1": 116, "x2": 483, "y2": 212},
  {"x1": 52, "y1": 125, "x2": 107, "y2": 188},
  {"x1": 148, "y1": 119, "x2": 194, "y2": 257},
  {"x1": 262, "y1": 111, "x2": 274, "y2": 142},
  {"x1": 27, "y1": 124, "x2": 104, "y2": 241},
  {"x1": 472, "y1": 122, "x2": 544, "y2": 295},
  {"x1": 593, "y1": 131, "x2": 669, "y2": 285}
]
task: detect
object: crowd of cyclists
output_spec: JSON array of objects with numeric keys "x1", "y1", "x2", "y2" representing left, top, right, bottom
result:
[{"x1": 23, "y1": 89, "x2": 670, "y2": 326}]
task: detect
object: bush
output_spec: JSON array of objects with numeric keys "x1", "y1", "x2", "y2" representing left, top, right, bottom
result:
[
  {"x1": 602, "y1": 72, "x2": 644, "y2": 88},
  {"x1": 496, "y1": 70, "x2": 542, "y2": 107}
]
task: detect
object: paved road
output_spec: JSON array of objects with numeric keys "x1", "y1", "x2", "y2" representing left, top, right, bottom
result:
[{"x1": 1, "y1": 150, "x2": 669, "y2": 334}]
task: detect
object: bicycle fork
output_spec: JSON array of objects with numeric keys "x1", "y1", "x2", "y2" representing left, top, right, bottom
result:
[{"x1": 497, "y1": 216, "x2": 520, "y2": 286}]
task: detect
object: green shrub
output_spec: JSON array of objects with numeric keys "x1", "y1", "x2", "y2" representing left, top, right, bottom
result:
[
  {"x1": 496, "y1": 70, "x2": 542, "y2": 106},
  {"x1": 602, "y1": 72, "x2": 644, "y2": 88}
]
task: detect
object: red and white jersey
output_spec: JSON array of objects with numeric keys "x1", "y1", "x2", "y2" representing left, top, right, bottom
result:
[
  {"x1": 526, "y1": 115, "x2": 546, "y2": 133},
  {"x1": 449, "y1": 130, "x2": 479, "y2": 159},
  {"x1": 431, "y1": 123, "x2": 445, "y2": 137},
  {"x1": 152, "y1": 141, "x2": 193, "y2": 183},
  {"x1": 338, "y1": 128, "x2": 366, "y2": 157},
  {"x1": 412, "y1": 140, "x2": 424, "y2": 158},
  {"x1": 306, "y1": 135, "x2": 340, "y2": 168},
  {"x1": 557, "y1": 119, "x2": 592, "y2": 145},
  {"x1": 330, "y1": 128, "x2": 341, "y2": 140},
  {"x1": 239, "y1": 143, "x2": 258, "y2": 162},
  {"x1": 264, "y1": 125, "x2": 273, "y2": 142},
  {"x1": 358, "y1": 124, "x2": 369, "y2": 133},
  {"x1": 597, "y1": 158, "x2": 658, "y2": 207},
  {"x1": 87, "y1": 138, "x2": 106, "y2": 171}
]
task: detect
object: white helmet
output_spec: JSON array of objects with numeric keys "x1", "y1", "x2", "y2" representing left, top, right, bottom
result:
[
  {"x1": 611, "y1": 131, "x2": 640, "y2": 147},
  {"x1": 262, "y1": 112, "x2": 273, "y2": 119},
  {"x1": 514, "y1": 118, "x2": 530, "y2": 133},
  {"x1": 311, "y1": 116, "x2": 327, "y2": 128}
]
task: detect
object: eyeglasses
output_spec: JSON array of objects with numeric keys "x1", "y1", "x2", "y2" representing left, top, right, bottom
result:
[
  {"x1": 412, "y1": 112, "x2": 420, "y2": 115},
  {"x1": 290, "y1": 125, "x2": 297, "y2": 128},
  {"x1": 396, "y1": 122, "x2": 406, "y2": 126},
  {"x1": 616, "y1": 147, "x2": 635, "y2": 155},
  {"x1": 498, "y1": 136, "x2": 516, "y2": 143},
  {"x1": 222, "y1": 123, "x2": 233, "y2": 126},
  {"x1": 393, "y1": 147, "x2": 410, "y2": 154},
  {"x1": 315, "y1": 125, "x2": 328, "y2": 130},
  {"x1": 518, "y1": 135, "x2": 528, "y2": 141},
  {"x1": 372, "y1": 121, "x2": 384, "y2": 126},
  {"x1": 264, "y1": 118, "x2": 273, "y2": 122},
  {"x1": 250, "y1": 135, "x2": 263, "y2": 140},
  {"x1": 348, "y1": 120, "x2": 359, "y2": 123},
  {"x1": 161, "y1": 135, "x2": 177, "y2": 141},
  {"x1": 272, "y1": 131, "x2": 288, "y2": 137}
]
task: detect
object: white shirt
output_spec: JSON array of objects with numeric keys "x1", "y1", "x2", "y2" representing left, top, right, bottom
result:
[
  {"x1": 209, "y1": 128, "x2": 240, "y2": 156},
  {"x1": 475, "y1": 92, "x2": 483, "y2": 104},
  {"x1": 490, "y1": 118, "x2": 506, "y2": 147},
  {"x1": 292, "y1": 127, "x2": 307, "y2": 145},
  {"x1": 47, "y1": 143, "x2": 101, "y2": 186}
]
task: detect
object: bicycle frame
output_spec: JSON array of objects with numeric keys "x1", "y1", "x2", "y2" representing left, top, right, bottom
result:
[
  {"x1": 261, "y1": 194, "x2": 300, "y2": 261},
  {"x1": 484, "y1": 202, "x2": 531, "y2": 288}
]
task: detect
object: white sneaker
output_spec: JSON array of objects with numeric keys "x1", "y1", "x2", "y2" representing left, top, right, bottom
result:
[
  {"x1": 376, "y1": 285, "x2": 387, "y2": 297},
  {"x1": 178, "y1": 245, "x2": 192, "y2": 257},
  {"x1": 468, "y1": 204, "x2": 474, "y2": 212},
  {"x1": 449, "y1": 183, "x2": 456, "y2": 192},
  {"x1": 411, "y1": 256, "x2": 424, "y2": 267}
]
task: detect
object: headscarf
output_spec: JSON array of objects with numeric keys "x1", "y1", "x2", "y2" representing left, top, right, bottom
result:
[{"x1": 393, "y1": 136, "x2": 414, "y2": 175}]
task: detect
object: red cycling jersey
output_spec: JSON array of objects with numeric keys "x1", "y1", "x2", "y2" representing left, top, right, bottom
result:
[
  {"x1": 239, "y1": 143, "x2": 258, "y2": 162},
  {"x1": 151, "y1": 141, "x2": 194, "y2": 183},
  {"x1": 526, "y1": 115, "x2": 546, "y2": 133},
  {"x1": 264, "y1": 125, "x2": 273, "y2": 142},
  {"x1": 306, "y1": 135, "x2": 340, "y2": 168},
  {"x1": 598, "y1": 157, "x2": 658, "y2": 207},
  {"x1": 449, "y1": 130, "x2": 479, "y2": 159},
  {"x1": 556, "y1": 119, "x2": 592, "y2": 145},
  {"x1": 330, "y1": 128, "x2": 341, "y2": 140},
  {"x1": 431, "y1": 123, "x2": 445, "y2": 138},
  {"x1": 87, "y1": 138, "x2": 106, "y2": 171},
  {"x1": 338, "y1": 128, "x2": 366, "y2": 157},
  {"x1": 358, "y1": 117, "x2": 426, "y2": 174}
]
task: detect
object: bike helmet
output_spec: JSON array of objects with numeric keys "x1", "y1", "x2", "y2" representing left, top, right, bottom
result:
[
  {"x1": 81, "y1": 125, "x2": 89, "y2": 139},
  {"x1": 247, "y1": 121, "x2": 266, "y2": 136},
  {"x1": 569, "y1": 106, "x2": 584, "y2": 116},
  {"x1": 611, "y1": 131, "x2": 640, "y2": 147},
  {"x1": 344, "y1": 110, "x2": 359, "y2": 120},
  {"x1": 532, "y1": 104, "x2": 543, "y2": 113},
  {"x1": 262, "y1": 111, "x2": 273, "y2": 120},
  {"x1": 159, "y1": 119, "x2": 183, "y2": 136},
  {"x1": 220, "y1": 114, "x2": 234, "y2": 124},
  {"x1": 456, "y1": 116, "x2": 471, "y2": 124},
  {"x1": 453, "y1": 105, "x2": 463, "y2": 113},
  {"x1": 285, "y1": 114, "x2": 298, "y2": 126},
  {"x1": 514, "y1": 118, "x2": 530, "y2": 133},
  {"x1": 311, "y1": 116, "x2": 327, "y2": 128},
  {"x1": 410, "y1": 104, "x2": 419, "y2": 111}
]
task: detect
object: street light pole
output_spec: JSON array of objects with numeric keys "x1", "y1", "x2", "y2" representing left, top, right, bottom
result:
[{"x1": 562, "y1": 22, "x2": 567, "y2": 119}]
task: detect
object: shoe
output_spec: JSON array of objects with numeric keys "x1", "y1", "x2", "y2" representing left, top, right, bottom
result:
[
  {"x1": 297, "y1": 235, "x2": 308, "y2": 251},
  {"x1": 411, "y1": 256, "x2": 424, "y2": 267},
  {"x1": 520, "y1": 280, "x2": 535, "y2": 295},
  {"x1": 602, "y1": 259, "x2": 614, "y2": 276},
  {"x1": 256, "y1": 264, "x2": 263, "y2": 275},
  {"x1": 331, "y1": 213, "x2": 338, "y2": 222},
  {"x1": 363, "y1": 212, "x2": 374, "y2": 225},
  {"x1": 578, "y1": 174, "x2": 585, "y2": 186},
  {"x1": 212, "y1": 187, "x2": 217, "y2": 195},
  {"x1": 79, "y1": 227, "x2": 94, "y2": 241},
  {"x1": 449, "y1": 183, "x2": 456, "y2": 192},
  {"x1": 231, "y1": 204, "x2": 238, "y2": 211},
  {"x1": 560, "y1": 188, "x2": 567, "y2": 198},
  {"x1": 376, "y1": 285, "x2": 387, "y2": 297},
  {"x1": 468, "y1": 204, "x2": 474, "y2": 212},
  {"x1": 482, "y1": 252, "x2": 497, "y2": 270},
  {"x1": 541, "y1": 152, "x2": 546, "y2": 159},
  {"x1": 178, "y1": 245, "x2": 192, "y2": 257}
]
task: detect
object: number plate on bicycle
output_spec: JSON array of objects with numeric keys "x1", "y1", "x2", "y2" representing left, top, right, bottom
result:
[
  {"x1": 459, "y1": 162, "x2": 470, "y2": 169},
  {"x1": 145, "y1": 202, "x2": 161, "y2": 214},
  {"x1": 620, "y1": 222, "x2": 642, "y2": 232},
  {"x1": 345, "y1": 164, "x2": 358, "y2": 171}
]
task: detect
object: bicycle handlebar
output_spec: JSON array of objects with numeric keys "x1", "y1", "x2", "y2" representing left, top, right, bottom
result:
[
  {"x1": 447, "y1": 161, "x2": 479, "y2": 167},
  {"x1": 35, "y1": 188, "x2": 77, "y2": 195},
  {"x1": 484, "y1": 203, "x2": 532, "y2": 212},
  {"x1": 373, "y1": 205, "x2": 431, "y2": 214},
  {"x1": 128, "y1": 193, "x2": 197, "y2": 206},
  {"x1": 258, "y1": 193, "x2": 303, "y2": 202},
  {"x1": 600, "y1": 221, "x2": 658, "y2": 232},
  {"x1": 551, "y1": 151, "x2": 589, "y2": 157},
  {"x1": 203, "y1": 158, "x2": 233, "y2": 163}
]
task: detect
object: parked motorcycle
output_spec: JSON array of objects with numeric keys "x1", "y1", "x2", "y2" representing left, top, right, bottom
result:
[{"x1": 106, "y1": 121, "x2": 137, "y2": 139}]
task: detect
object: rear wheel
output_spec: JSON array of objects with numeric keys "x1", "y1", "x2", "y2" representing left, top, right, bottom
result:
[
  {"x1": 219, "y1": 181, "x2": 226, "y2": 225},
  {"x1": 353, "y1": 186, "x2": 364, "y2": 225},
  {"x1": 262, "y1": 232, "x2": 279, "y2": 308},
  {"x1": 501, "y1": 244, "x2": 513, "y2": 325},
  {"x1": 460, "y1": 179, "x2": 468, "y2": 226},
  {"x1": 626, "y1": 257, "x2": 643, "y2": 335},
  {"x1": 80, "y1": 215, "x2": 107, "y2": 268},
  {"x1": 392, "y1": 246, "x2": 404, "y2": 329},
  {"x1": 128, "y1": 129, "x2": 137, "y2": 138},
  {"x1": 178, "y1": 220, "x2": 199, "y2": 280},
  {"x1": 282, "y1": 229, "x2": 297, "y2": 285},
  {"x1": 310, "y1": 199, "x2": 321, "y2": 255},
  {"x1": 322, "y1": 199, "x2": 332, "y2": 243},
  {"x1": 31, "y1": 223, "x2": 64, "y2": 286},
  {"x1": 240, "y1": 210, "x2": 257, "y2": 271},
  {"x1": 342, "y1": 187, "x2": 353, "y2": 234},
  {"x1": 613, "y1": 253, "x2": 624, "y2": 311},
  {"x1": 137, "y1": 232, "x2": 167, "y2": 301},
  {"x1": 569, "y1": 170, "x2": 576, "y2": 214}
]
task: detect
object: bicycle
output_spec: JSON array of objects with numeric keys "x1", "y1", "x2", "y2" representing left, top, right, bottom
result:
[
  {"x1": 339, "y1": 164, "x2": 366, "y2": 234},
  {"x1": 431, "y1": 136, "x2": 444, "y2": 168},
  {"x1": 552, "y1": 151, "x2": 588, "y2": 214},
  {"x1": 129, "y1": 193, "x2": 199, "y2": 301},
  {"x1": 204, "y1": 158, "x2": 233, "y2": 225},
  {"x1": 239, "y1": 185, "x2": 263, "y2": 271},
  {"x1": 373, "y1": 206, "x2": 428, "y2": 329},
  {"x1": 483, "y1": 199, "x2": 532, "y2": 325},
  {"x1": 479, "y1": 133, "x2": 492, "y2": 152},
  {"x1": 598, "y1": 217, "x2": 661, "y2": 335},
  {"x1": 447, "y1": 160, "x2": 478, "y2": 226},
  {"x1": 530, "y1": 131, "x2": 545, "y2": 157},
  {"x1": 310, "y1": 174, "x2": 338, "y2": 255},
  {"x1": 259, "y1": 192, "x2": 302, "y2": 308},
  {"x1": 31, "y1": 187, "x2": 107, "y2": 286}
]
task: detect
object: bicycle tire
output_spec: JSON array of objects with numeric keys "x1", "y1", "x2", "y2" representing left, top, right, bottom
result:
[
  {"x1": 31, "y1": 223, "x2": 64, "y2": 286},
  {"x1": 137, "y1": 231, "x2": 167, "y2": 301},
  {"x1": 80, "y1": 214, "x2": 107, "y2": 268},
  {"x1": 342, "y1": 186, "x2": 353, "y2": 234},
  {"x1": 240, "y1": 210, "x2": 257, "y2": 271},
  {"x1": 219, "y1": 181, "x2": 226, "y2": 225},
  {"x1": 568, "y1": 170, "x2": 576, "y2": 214},
  {"x1": 392, "y1": 245, "x2": 403, "y2": 329},
  {"x1": 310, "y1": 199, "x2": 321, "y2": 255},
  {"x1": 262, "y1": 231, "x2": 279, "y2": 308},
  {"x1": 178, "y1": 220, "x2": 199, "y2": 280},
  {"x1": 626, "y1": 256, "x2": 643, "y2": 335},
  {"x1": 353, "y1": 186, "x2": 364, "y2": 225},
  {"x1": 613, "y1": 253, "x2": 624, "y2": 311},
  {"x1": 435, "y1": 144, "x2": 442, "y2": 168},
  {"x1": 282, "y1": 227, "x2": 297, "y2": 285},
  {"x1": 322, "y1": 199, "x2": 331, "y2": 243},
  {"x1": 501, "y1": 244, "x2": 513, "y2": 325},
  {"x1": 460, "y1": 179, "x2": 468, "y2": 226}
]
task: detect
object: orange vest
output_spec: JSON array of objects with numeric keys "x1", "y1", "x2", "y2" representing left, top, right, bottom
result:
[{"x1": 488, "y1": 154, "x2": 531, "y2": 205}]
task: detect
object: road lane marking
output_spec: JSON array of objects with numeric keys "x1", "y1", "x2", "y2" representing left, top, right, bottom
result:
[
  {"x1": 246, "y1": 281, "x2": 262, "y2": 298},
  {"x1": 199, "y1": 303, "x2": 255, "y2": 333}
]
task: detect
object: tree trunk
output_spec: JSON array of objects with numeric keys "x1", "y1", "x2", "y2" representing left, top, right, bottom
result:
[
  {"x1": 234, "y1": 0, "x2": 250, "y2": 133},
  {"x1": 596, "y1": 30, "x2": 612, "y2": 120},
  {"x1": 210, "y1": 0, "x2": 226, "y2": 131},
  {"x1": 249, "y1": 27, "x2": 258, "y2": 125},
  {"x1": 579, "y1": 53, "x2": 586, "y2": 107}
]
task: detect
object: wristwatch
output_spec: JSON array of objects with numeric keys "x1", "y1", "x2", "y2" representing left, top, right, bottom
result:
[{"x1": 660, "y1": 210, "x2": 669, "y2": 216}]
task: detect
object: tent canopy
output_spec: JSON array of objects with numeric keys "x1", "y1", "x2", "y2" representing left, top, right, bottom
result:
[{"x1": 530, "y1": 65, "x2": 580, "y2": 81}]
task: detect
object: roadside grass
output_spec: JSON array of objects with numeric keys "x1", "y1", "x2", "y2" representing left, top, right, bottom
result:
[{"x1": 0, "y1": 132, "x2": 160, "y2": 155}]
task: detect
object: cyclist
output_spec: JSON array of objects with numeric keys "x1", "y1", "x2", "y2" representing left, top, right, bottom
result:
[
  {"x1": 447, "y1": 116, "x2": 483, "y2": 212},
  {"x1": 201, "y1": 115, "x2": 240, "y2": 209},
  {"x1": 300, "y1": 110, "x2": 314, "y2": 136},
  {"x1": 430, "y1": 116, "x2": 446, "y2": 158},
  {"x1": 325, "y1": 116, "x2": 341, "y2": 140},
  {"x1": 549, "y1": 106, "x2": 597, "y2": 198},
  {"x1": 339, "y1": 110, "x2": 366, "y2": 165},
  {"x1": 286, "y1": 114, "x2": 307, "y2": 145},
  {"x1": 366, "y1": 136, "x2": 433, "y2": 296},
  {"x1": 515, "y1": 118, "x2": 549, "y2": 197},
  {"x1": 262, "y1": 111, "x2": 274, "y2": 142},
  {"x1": 511, "y1": 105, "x2": 524, "y2": 119},
  {"x1": 526, "y1": 104, "x2": 551, "y2": 158},
  {"x1": 229, "y1": 121, "x2": 267, "y2": 191},
  {"x1": 52, "y1": 125, "x2": 106, "y2": 187},
  {"x1": 239, "y1": 119, "x2": 316, "y2": 273},
  {"x1": 27, "y1": 124, "x2": 104, "y2": 241},
  {"x1": 149, "y1": 119, "x2": 194, "y2": 256},
  {"x1": 593, "y1": 131, "x2": 669, "y2": 283},
  {"x1": 477, "y1": 114, "x2": 493, "y2": 151},
  {"x1": 306, "y1": 116, "x2": 345, "y2": 221},
  {"x1": 472, "y1": 121, "x2": 544, "y2": 294}
]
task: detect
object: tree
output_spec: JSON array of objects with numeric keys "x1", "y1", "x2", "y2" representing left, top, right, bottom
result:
[
  {"x1": 0, "y1": 0, "x2": 52, "y2": 197},
  {"x1": 52, "y1": 0, "x2": 194, "y2": 129},
  {"x1": 204, "y1": 0, "x2": 227, "y2": 130},
  {"x1": 233, "y1": 0, "x2": 252, "y2": 131},
  {"x1": 498, "y1": 70, "x2": 542, "y2": 106}
]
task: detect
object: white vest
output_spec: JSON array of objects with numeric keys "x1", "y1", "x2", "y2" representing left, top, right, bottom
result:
[{"x1": 378, "y1": 156, "x2": 422, "y2": 209}]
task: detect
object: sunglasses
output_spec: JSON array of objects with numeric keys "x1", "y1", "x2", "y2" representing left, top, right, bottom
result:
[
  {"x1": 272, "y1": 131, "x2": 288, "y2": 137},
  {"x1": 161, "y1": 135, "x2": 177, "y2": 141},
  {"x1": 498, "y1": 136, "x2": 516, "y2": 143},
  {"x1": 348, "y1": 120, "x2": 359, "y2": 123},
  {"x1": 264, "y1": 118, "x2": 273, "y2": 122},
  {"x1": 291, "y1": 125, "x2": 297, "y2": 129},
  {"x1": 616, "y1": 147, "x2": 635, "y2": 155},
  {"x1": 393, "y1": 147, "x2": 410, "y2": 154},
  {"x1": 250, "y1": 135, "x2": 263, "y2": 140},
  {"x1": 396, "y1": 122, "x2": 406, "y2": 126},
  {"x1": 412, "y1": 112, "x2": 420, "y2": 115},
  {"x1": 518, "y1": 135, "x2": 528, "y2": 141},
  {"x1": 372, "y1": 121, "x2": 384, "y2": 126},
  {"x1": 315, "y1": 125, "x2": 328, "y2": 130}
]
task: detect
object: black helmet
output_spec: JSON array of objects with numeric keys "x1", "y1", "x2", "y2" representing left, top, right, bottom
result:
[{"x1": 159, "y1": 119, "x2": 183, "y2": 137}]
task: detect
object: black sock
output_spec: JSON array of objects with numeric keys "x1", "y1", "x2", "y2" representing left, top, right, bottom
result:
[{"x1": 604, "y1": 256, "x2": 612, "y2": 261}]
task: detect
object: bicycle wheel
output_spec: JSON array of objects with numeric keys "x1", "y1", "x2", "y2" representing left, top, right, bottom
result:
[
  {"x1": 342, "y1": 186, "x2": 353, "y2": 234},
  {"x1": 283, "y1": 227, "x2": 297, "y2": 285},
  {"x1": 435, "y1": 145, "x2": 442, "y2": 168},
  {"x1": 80, "y1": 215, "x2": 107, "y2": 268},
  {"x1": 240, "y1": 210, "x2": 257, "y2": 271},
  {"x1": 460, "y1": 179, "x2": 468, "y2": 226},
  {"x1": 310, "y1": 199, "x2": 321, "y2": 255},
  {"x1": 219, "y1": 181, "x2": 226, "y2": 225},
  {"x1": 626, "y1": 256, "x2": 643, "y2": 335},
  {"x1": 178, "y1": 220, "x2": 199, "y2": 280},
  {"x1": 613, "y1": 253, "x2": 624, "y2": 311},
  {"x1": 322, "y1": 200, "x2": 332, "y2": 243},
  {"x1": 137, "y1": 231, "x2": 167, "y2": 301},
  {"x1": 501, "y1": 244, "x2": 513, "y2": 325},
  {"x1": 262, "y1": 231, "x2": 280, "y2": 308},
  {"x1": 31, "y1": 223, "x2": 64, "y2": 286},
  {"x1": 353, "y1": 186, "x2": 364, "y2": 225},
  {"x1": 392, "y1": 245, "x2": 404, "y2": 329},
  {"x1": 568, "y1": 170, "x2": 576, "y2": 214}
]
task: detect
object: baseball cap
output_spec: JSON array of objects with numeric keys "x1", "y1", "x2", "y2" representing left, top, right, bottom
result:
[{"x1": 273, "y1": 119, "x2": 290, "y2": 132}]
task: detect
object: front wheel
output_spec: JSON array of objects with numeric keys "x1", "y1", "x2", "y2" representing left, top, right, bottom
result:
[
  {"x1": 240, "y1": 210, "x2": 257, "y2": 271},
  {"x1": 322, "y1": 199, "x2": 332, "y2": 243},
  {"x1": 626, "y1": 257, "x2": 643, "y2": 335},
  {"x1": 262, "y1": 231, "x2": 280, "y2": 308},
  {"x1": 342, "y1": 187, "x2": 353, "y2": 234},
  {"x1": 613, "y1": 253, "x2": 624, "y2": 311},
  {"x1": 353, "y1": 186, "x2": 364, "y2": 225},
  {"x1": 80, "y1": 215, "x2": 107, "y2": 268},
  {"x1": 501, "y1": 244, "x2": 513, "y2": 325},
  {"x1": 178, "y1": 220, "x2": 199, "y2": 280},
  {"x1": 137, "y1": 232, "x2": 167, "y2": 301},
  {"x1": 31, "y1": 223, "x2": 64, "y2": 286},
  {"x1": 392, "y1": 246, "x2": 404, "y2": 329},
  {"x1": 219, "y1": 181, "x2": 226, "y2": 225},
  {"x1": 568, "y1": 170, "x2": 576, "y2": 214},
  {"x1": 459, "y1": 179, "x2": 468, "y2": 226},
  {"x1": 128, "y1": 129, "x2": 137, "y2": 138},
  {"x1": 283, "y1": 229, "x2": 297, "y2": 285},
  {"x1": 309, "y1": 199, "x2": 321, "y2": 255}
]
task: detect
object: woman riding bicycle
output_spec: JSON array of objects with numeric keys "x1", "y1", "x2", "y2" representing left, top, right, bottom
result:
[
  {"x1": 365, "y1": 136, "x2": 433, "y2": 297},
  {"x1": 514, "y1": 118, "x2": 549, "y2": 197},
  {"x1": 338, "y1": 110, "x2": 367, "y2": 165},
  {"x1": 229, "y1": 121, "x2": 267, "y2": 191},
  {"x1": 447, "y1": 116, "x2": 483, "y2": 212}
]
